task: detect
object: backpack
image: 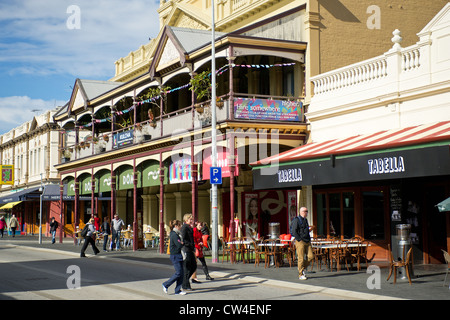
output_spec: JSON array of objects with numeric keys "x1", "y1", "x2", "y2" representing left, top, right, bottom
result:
[{"x1": 80, "y1": 224, "x2": 89, "y2": 237}]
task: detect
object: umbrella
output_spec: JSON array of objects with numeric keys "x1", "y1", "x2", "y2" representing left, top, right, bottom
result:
[{"x1": 436, "y1": 197, "x2": 450, "y2": 212}]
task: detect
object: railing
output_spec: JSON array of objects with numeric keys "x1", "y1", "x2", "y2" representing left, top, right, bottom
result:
[
  {"x1": 60, "y1": 93, "x2": 304, "y2": 162},
  {"x1": 311, "y1": 41, "x2": 429, "y2": 98}
]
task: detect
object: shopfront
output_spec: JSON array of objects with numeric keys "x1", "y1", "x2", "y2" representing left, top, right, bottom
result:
[{"x1": 252, "y1": 122, "x2": 450, "y2": 263}]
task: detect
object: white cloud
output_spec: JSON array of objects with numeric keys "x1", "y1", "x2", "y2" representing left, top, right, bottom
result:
[
  {"x1": 0, "y1": 96, "x2": 66, "y2": 134},
  {"x1": 0, "y1": 0, "x2": 160, "y2": 78}
]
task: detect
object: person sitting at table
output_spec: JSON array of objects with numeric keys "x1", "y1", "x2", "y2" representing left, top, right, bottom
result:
[
  {"x1": 80, "y1": 218, "x2": 100, "y2": 257},
  {"x1": 291, "y1": 207, "x2": 314, "y2": 280}
]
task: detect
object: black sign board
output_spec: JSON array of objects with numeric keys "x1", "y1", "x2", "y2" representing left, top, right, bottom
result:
[{"x1": 252, "y1": 145, "x2": 450, "y2": 190}]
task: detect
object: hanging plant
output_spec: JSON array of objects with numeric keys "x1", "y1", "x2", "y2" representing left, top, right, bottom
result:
[{"x1": 189, "y1": 70, "x2": 214, "y2": 102}]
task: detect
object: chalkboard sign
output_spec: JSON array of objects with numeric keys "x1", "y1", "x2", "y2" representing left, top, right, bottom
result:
[{"x1": 390, "y1": 185, "x2": 402, "y2": 221}]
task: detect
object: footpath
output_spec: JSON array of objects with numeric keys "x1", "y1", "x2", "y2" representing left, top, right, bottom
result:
[{"x1": 1, "y1": 236, "x2": 449, "y2": 300}]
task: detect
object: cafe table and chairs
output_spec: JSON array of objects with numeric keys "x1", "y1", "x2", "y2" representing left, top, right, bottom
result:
[{"x1": 259, "y1": 239, "x2": 286, "y2": 268}]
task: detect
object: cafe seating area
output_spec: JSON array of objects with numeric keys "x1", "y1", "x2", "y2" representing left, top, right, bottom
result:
[{"x1": 220, "y1": 235, "x2": 373, "y2": 273}]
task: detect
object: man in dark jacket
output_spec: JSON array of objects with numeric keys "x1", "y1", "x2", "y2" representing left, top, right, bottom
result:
[
  {"x1": 291, "y1": 207, "x2": 314, "y2": 280},
  {"x1": 180, "y1": 213, "x2": 197, "y2": 290}
]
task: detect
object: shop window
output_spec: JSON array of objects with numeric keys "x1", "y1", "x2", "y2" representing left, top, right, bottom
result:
[
  {"x1": 65, "y1": 202, "x2": 73, "y2": 224},
  {"x1": 315, "y1": 191, "x2": 355, "y2": 239},
  {"x1": 362, "y1": 191, "x2": 385, "y2": 240}
]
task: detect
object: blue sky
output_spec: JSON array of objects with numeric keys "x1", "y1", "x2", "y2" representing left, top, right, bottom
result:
[{"x1": 0, "y1": 0, "x2": 160, "y2": 135}]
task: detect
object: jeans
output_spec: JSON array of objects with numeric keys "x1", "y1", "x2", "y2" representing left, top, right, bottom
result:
[
  {"x1": 103, "y1": 234, "x2": 109, "y2": 251},
  {"x1": 51, "y1": 230, "x2": 56, "y2": 243},
  {"x1": 111, "y1": 230, "x2": 121, "y2": 250},
  {"x1": 163, "y1": 254, "x2": 184, "y2": 294}
]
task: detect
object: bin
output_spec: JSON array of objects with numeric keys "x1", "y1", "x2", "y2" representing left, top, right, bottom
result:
[
  {"x1": 396, "y1": 224, "x2": 414, "y2": 279},
  {"x1": 268, "y1": 222, "x2": 280, "y2": 239}
]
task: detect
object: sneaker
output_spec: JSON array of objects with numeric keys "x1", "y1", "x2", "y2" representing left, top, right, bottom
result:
[
  {"x1": 175, "y1": 291, "x2": 187, "y2": 295},
  {"x1": 299, "y1": 274, "x2": 307, "y2": 280},
  {"x1": 162, "y1": 285, "x2": 168, "y2": 294}
]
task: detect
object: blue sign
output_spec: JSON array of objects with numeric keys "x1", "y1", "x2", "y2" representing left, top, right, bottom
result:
[{"x1": 210, "y1": 167, "x2": 222, "y2": 184}]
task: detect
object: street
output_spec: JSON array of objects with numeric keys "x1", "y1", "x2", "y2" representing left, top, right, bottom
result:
[{"x1": 0, "y1": 244, "x2": 347, "y2": 301}]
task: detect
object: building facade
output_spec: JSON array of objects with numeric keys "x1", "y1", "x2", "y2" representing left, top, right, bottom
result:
[
  {"x1": 253, "y1": 3, "x2": 450, "y2": 263},
  {"x1": 0, "y1": 108, "x2": 62, "y2": 236}
]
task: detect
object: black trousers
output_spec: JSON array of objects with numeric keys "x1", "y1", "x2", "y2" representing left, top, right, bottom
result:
[
  {"x1": 80, "y1": 236, "x2": 100, "y2": 256},
  {"x1": 182, "y1": 251, "x2": 197, "y2": 289}
]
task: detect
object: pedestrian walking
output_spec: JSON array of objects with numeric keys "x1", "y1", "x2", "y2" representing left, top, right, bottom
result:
[
  {"x1": 9, "y1": 214, "x2": 19, "y2": 237},
  {"x1": 180, "y1": 213, "x2": 196, "y2": 291},
  {"x1": 162, "y1": 220, "x2": 186, "y2": 295},
  {"x1": 0, "y1": 216, "x2": 6, "y2": 238},
  {"x1": 80, "y1": 218, "x2": 100, "y2": 257},
  {"x1": 291, "y1": 207, "x2": 314, "y2": 280},
  {"x1": 110, "y1": 214, "x2": 124, "y2": 250},
  {"x1": 49, "y1": 217, "x2": 59, "y2": 244},
  {"x1": 101, "y1": 216, "x2": 111, "y2": 252},
  {"x1": 191, "y1": 221, "x2": 214, "y2": 283}
]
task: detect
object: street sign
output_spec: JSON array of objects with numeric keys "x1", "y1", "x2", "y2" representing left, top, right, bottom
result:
[{"x1": 210, "y1": 167, "x2": 222, "y2": 184}]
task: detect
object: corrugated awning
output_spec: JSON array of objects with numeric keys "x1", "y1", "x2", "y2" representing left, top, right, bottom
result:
[
  {"x1": 0, "y1": 201, "x2": 22, "y2": 210},
  {"x1": 252, "y1": 121, "x2": 450, "y2": 166}
]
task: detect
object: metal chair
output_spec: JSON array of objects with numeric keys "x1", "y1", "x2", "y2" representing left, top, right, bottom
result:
[{"x1": 441, "y1": 249, "x2": 450, "y2": 287}]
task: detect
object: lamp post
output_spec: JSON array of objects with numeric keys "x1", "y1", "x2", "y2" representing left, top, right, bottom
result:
[
  {"x1": 39, "y1": 174, "x2": 43, "y2": 244},
  {"x1": 210, "y1": 0, "x2": 218, "y2": 263}
]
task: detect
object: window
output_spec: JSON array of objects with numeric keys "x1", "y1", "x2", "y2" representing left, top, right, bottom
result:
[
  {"x1": 315, "y1": 191, "x2": 355, "y2": 239},
  {"x1": 362, "y1": 191, "x2": 385, "y2": 240}
]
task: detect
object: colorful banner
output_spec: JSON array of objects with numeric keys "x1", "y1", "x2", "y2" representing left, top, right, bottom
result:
[
  {"x1": 234, "y1": 98, "x2": 302, "y2": 121},
  {"x1": 1, "y1": 165, "x2": 14, "y2": 185},
  {"x1": 169, "y1": 157, "x2": 201, "y2": 184},
  {"x1": 202, "y1": 149, "x2": 238, "y2": 180}
]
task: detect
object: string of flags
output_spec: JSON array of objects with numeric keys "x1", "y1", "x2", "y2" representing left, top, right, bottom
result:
[{"x1": 63, "y1": 62, "x2": 296, "y2": 131}]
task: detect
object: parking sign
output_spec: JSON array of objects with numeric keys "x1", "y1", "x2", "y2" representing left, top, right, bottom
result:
[{"x1": 210, "y1": 167, "x2": 222, "y2": 184}]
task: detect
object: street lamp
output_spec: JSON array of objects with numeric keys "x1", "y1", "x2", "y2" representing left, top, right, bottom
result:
[
  {"x1": 39, "y1": 174, "x2": 44, "y2": 244},
  {"x1": 210, "y1": 0, "x2": 218, "y2": 263}
]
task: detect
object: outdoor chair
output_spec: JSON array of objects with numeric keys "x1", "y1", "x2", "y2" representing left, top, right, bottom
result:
[
  {"x1": 442, "y1": 249, "x2": 450, "y2": 287},
  {"x1": 263, "y1": 239, "x2": 282, "y2": 268},
  {"x1": 252, "y1": 239, "x2": 265, "y2": 267},
  {"x1": 220, "y1": 237, "x2": 233, "y2": 263},
  {"x1": 350, "y1": 239, "x2": 370, "y2": 271},
  {"x1": 387, "y1": 244, "x2": 413, "y2": 285}
]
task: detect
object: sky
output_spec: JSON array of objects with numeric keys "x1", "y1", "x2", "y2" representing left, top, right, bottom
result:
[{"x1": 0, "y1": 0, "x2": 160, "y2": 135}]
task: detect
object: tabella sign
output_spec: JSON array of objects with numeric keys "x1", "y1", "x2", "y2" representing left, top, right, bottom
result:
[{"x1": 253, "y1": 145, "x2": 450, "y2": 190}]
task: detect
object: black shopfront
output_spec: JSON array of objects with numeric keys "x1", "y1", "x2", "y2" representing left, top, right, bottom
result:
[{"x1": 253, "y1": 144, "x2": 450, "y2": 263}]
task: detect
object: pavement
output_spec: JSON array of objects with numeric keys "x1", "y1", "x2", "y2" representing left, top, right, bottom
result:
[{"x1": 1, "y1": 235, "x2": 449, "y2": 300}]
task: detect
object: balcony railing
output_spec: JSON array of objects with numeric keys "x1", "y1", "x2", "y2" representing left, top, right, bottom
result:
[{"x1": 61, "y1": 93, "x2": 304, "y2": 163}]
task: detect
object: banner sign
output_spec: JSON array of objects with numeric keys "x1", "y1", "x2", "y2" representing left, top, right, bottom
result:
[
  {"x1": 1, "y1": 165, "x2": 14, "y2": 185},
  {"x1": 234, "y1": 98, "x2": 302, "y2": 121},
  {"x1": 113, "y1": 130, "x2": 134, "y2": 149}
]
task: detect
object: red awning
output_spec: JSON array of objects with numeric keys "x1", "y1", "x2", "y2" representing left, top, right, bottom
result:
[{"x1": 253, "y1": 121, "x2": 450, "y2": 166}]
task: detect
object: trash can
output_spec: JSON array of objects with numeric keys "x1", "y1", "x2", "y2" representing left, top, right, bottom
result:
[
  {"x1": 268, "y1": 222, "x2": 280, "y2": 239},
  {"x1": 396, "y1": 224, "x2": 414, "y2": 280}
]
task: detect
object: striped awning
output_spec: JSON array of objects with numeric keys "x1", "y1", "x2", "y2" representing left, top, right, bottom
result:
[{"x1": 253, "y1": 121, "x2": 450, "y2": 166}]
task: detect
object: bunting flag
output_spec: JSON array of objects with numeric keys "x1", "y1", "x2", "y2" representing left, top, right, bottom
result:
[{"x1": 62, "y1": 62, "x2": 296, "y2": 134}]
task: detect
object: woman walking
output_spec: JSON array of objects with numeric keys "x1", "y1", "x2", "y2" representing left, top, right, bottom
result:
[
  {"x1": 80, "y1": 218, "x2": 100, "y2": 257},
  {"x1": 162, "y1": 220, "x2": 186, "y2": 295},
  {"x1": 191, "y1": 221, "x2": 214, "y2": 283}
]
